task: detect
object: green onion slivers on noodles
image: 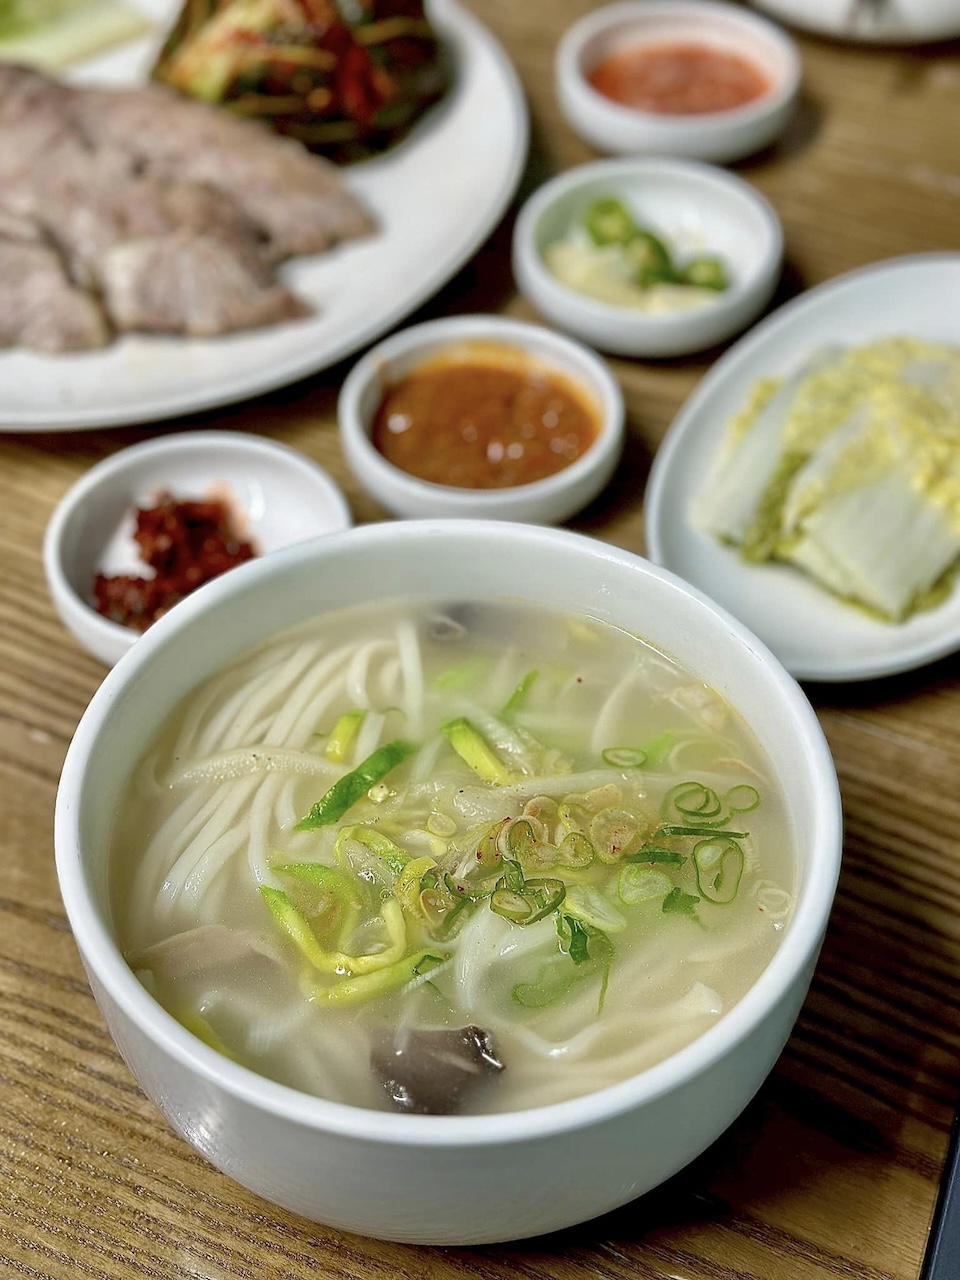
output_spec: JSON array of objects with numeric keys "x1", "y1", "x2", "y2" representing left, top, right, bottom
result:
[
  {"x1": 693, "y1": 837, "x2": 744, "y2": 904},
  {"x1": 296, "y1": 739, "x2": 416, "y2": 829},
  {"x1": 442, "y1": 717, "x2": 512, "y2": 784},
  {"x1": 501, "y1": 669, "x2": 538, "y2": 718},
  {"x1": 601, "y1": 747, "x2": 647, "y2": 768}
]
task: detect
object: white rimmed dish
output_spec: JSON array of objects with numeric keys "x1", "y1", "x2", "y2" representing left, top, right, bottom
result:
[
  {"x1": 0, "y1": 0, "x2": 528, "y2": 431},
  {"x1": 337, "y1": 315, "x2": 625, "y2": 521},
  {"x1": 512, "y1": 158, "x2": 782, "y2": 358},
  {"x1": 645, "y1": 253, "x2": 960, "y2": 683},
  {"x1": 556, "y1": 1, "x2": 801, "y2": 164},
  {"x1": 43, "y1": 430, "x2": 352, "y2": 667},
  {"x1": 750, "y1": 0, "x2": 960, "y2": 44},
  {"x1": 55, "y1": 519, "x2": 841, "y2": 1243}
]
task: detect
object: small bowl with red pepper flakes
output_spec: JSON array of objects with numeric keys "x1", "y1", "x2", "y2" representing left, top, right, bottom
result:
[{"x1": 44, "y1": 431, "x2": 352, "y2": 667}]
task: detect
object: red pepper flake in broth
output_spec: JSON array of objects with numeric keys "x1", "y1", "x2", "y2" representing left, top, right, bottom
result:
[{"x1": 93, "y1": 491, "x2": 257, "y2": 632}]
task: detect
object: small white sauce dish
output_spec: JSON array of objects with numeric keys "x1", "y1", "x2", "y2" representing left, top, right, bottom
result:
[
  {"x1": 557, "y1": 0, "x2": 801, "y2": 164},
  {"x1": 513, "y1": 157, "x2": 782, "y2": 359},
  {"x1": 43, "y1": 430, "x2": 352, "y2": 668},
  {"x1": 337, "y1": 314, "x2": 625, "y2": 523}
]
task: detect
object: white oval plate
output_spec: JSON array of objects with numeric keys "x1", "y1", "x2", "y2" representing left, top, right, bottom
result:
[
  {"x1": 0, "y1": 0, "x2": 527, "y2": 431},
  {"x1": 645, "y1": 254, "x2": 960, "y2": 683},
  {"x1": 749, "y1": 0, "x2": 960, "y2": 44}
]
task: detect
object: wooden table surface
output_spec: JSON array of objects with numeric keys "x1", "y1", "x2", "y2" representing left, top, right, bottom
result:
[{"x1": 3, "y1": 4, "x2": 960, "y2": 1277}]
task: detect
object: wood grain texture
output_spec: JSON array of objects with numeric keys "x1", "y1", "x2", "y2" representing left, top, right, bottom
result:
[{"x1": 2, "y1": 3, "x2": 960, "y2": 1276}]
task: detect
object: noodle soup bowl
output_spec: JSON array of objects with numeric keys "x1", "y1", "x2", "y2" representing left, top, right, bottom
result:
[{"x1": 55, "y1": 520, "x2": 841, "y2": 1245}]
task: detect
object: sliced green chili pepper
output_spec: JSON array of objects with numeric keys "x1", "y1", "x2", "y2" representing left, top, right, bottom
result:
[
  {"x1": 626, "y1": 229, "x2": 676, "y2": 286},
  {"x1": 682, "y1": 256, "x2": 729, "y2": 291},
  {"x1": 585, "y1": 196, "x2": 638, "y2": 246},
  {"x1": 296, "y1": 739, "x2": 416, "y2": 829}
]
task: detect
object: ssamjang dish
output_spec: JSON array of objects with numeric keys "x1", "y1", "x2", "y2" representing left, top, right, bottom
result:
[{"x1": 153, "y1": 0, "x2": 450, "y2": 162}]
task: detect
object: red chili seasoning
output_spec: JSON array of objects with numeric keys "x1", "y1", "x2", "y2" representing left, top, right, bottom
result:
[
  {"x1": 588, "y1": 42, "x2": 770, "y2": 116},
  {"x1": 371, "y1": 346, "x2": 601, "y2": 490},
  {"x1": 93, "y1": 491, "x2": 257, "y2": 632}
]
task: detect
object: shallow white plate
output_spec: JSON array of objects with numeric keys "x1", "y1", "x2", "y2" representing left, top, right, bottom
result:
[
  {"x1": 644, "y1": 254, "x2": 960, "y2": 683},
  {"x1": 749, "y1": 0, "x2": 960, "y2": 44},
  {"x1": 1, "y1": 0, "x2": 527, "y2": 431}
]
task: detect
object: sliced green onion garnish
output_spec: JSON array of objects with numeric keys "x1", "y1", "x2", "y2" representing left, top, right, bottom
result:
[
  {"x1": 324, "y1": 709, "x2": 366, "y2": 763},
  {"x1": 601, "y1": 747, "x2": 647, "y2": 769},
  {"x1": 693, "y1": 837, "x2": 744, "y2": 904},
  {"x1": 624, "y1": 845, "x2": 685, "y2": 867},
  {"x1": 725, "y1": 784, "x2": 760, "y2": 814},
  {"x1": 666, "y1": 781, "x2": 723, "y2": 820},
  {"x1": 658, "y1": 825, "x2": 747, "y2": 839},
  {"x1": 442, "y1": 717, "x2": 513, "y2": 785},
  {"x1": 662, "y1": 887, "x2": 700, "y2": 917},
  {"x1": 563, "y1": 884, "x2": 627, "y2": 933},
  {"x1": 309, "y1": 949, "x2": 446, "y2": 1007},
  {"x1": 618, "y1": 865, "x2": 673, "y2": 906},
  {"x1": 297, "y1": 740, "x2": 416, "y2": 829},
  {"x1": 502, "y1": 669, "x2": 538, "y2": 718}
]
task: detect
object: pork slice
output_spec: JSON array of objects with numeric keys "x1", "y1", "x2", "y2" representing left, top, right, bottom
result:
[
  {"x1": 4, "y1": 147, "x2": 270, "y2": 292},
  {"x1": 69, "y1": 83, "x2": 375, "y2": 259},
  {"x1": 0, "y1": 231, "x2": 111, "y2": 353},
  {"x1": 99, "y1": 230, "x2": 310, "y2": 337},
  {"x1": 0, "y1": 63, "x2": 89, "y2": 181}
]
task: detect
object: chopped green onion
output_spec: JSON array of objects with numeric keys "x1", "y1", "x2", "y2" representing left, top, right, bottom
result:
[
  {"x1": 490, "y1": 888, "x2": 536, "y2": 922},
  {"x1": 601, "y1": 747, "x2": 647, "y2": 769},
  {"x1": 433, "y1": 659, "x2": 488, "y2": 692},
  {"x1": 502, "y1": 670, "x2": 539, "y2": 719},
  {"x1": 563, "y1": 884, "x2": 627, "y2": 933},
  {"x1": 624, "y1": 845, "x2": 685, "y2": 867},
  {"x1": 324, "y1": 710, "x2": 366, "y2": 763},
  {"x1": 666, "y1": 781, "x2": 723, "y2": 821},
  {"x1": 658, "y1": 825, "x2": 747, "y2": 839},
  {"x1": 334, "y1": 824, "x2": 410, "y2": 876},
  {"x1": 639, "y1": 731, "x2": 674, "y2": 767},
  {"x1": 589, "y1": 808, "x2": 640, "y2": 863},
  {"x1": 662, "y1": 887, "x2": 700, "y2": 917},
  {"x1": 693, "y1": 837, "x2": 744, "y2": 904},
  {"x1": 499, "y1": 857, "x2": 526, "y2": 893},
  {"x1": 725, "y1": 784, "x2": 760, "y2": 814},
  {"x1": 442, "y1": 717, "x2": 513, "y2": 784},
  {"x1": 512, "y1": 963, "x2": 577, "y2": 1008},
  {"x1": 296, "y1": 740, "x2": 416, "y2": 829},
  {"x1": 554, "y1": 831, "x2": 594, "y2": 869},
  {"x1": 557, "y1": 913, "x2": 592, "y2": 965},
  {"x1": 618, "y1": 865, "x2": 673, "y2": 906},
  {"x1": 309, "y1": 950, "x2": 446, "y2": 1007}
]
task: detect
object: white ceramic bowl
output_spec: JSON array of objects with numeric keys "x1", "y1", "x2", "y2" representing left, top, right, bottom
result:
[
  {"x1": 55, "y1": 520, "x2": 842, "y2": 1245},
  {"x1": 43, "y1": 430, "x2": 352, "y2": 668},
  {"x1": 513, "y1": 157, "x2": 782, "y2": 358},
  {"x1": 337, "y1": 315, "x2": 625, "y2": 522},
  {"x1": 557, "y1": 1, "x2": 801, "y2": 164}
]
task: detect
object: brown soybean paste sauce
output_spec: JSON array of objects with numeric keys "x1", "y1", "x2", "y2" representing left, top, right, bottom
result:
[
  {"x1": 371, "y1": 347, "x2": 600, "y2": 489},
  {"x1": 589, "y1": 42, "x2": 769, "y2": 115}
]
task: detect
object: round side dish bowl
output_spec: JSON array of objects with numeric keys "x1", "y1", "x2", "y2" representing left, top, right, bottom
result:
[
  {"x1": 55, "y1": 520, "x2": 842, "y2": 1245},
  {"x1": 557, "y1": 0, "x2": 800, "y2": 163},
  {"x1": 513, "y1": 157, "x2": 782, "y2": 358},
  {"x1": 337, "y1": 315, "x2": 625, "y2": 522},
  {"x1": 43, "y1": 430, "x2": 352, "y2": 668}
]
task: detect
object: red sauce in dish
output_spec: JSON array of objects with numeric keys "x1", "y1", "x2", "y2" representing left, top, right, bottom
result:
[
  {"x1": 371, "y1": 346, "x2": 600, "y2": 490},
  {"x1": 588, "y1": 42, "x2": 769, "y2": 116},
  {"x1": 93, "y1": 492, "x2": 257, "y2": 632}
]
